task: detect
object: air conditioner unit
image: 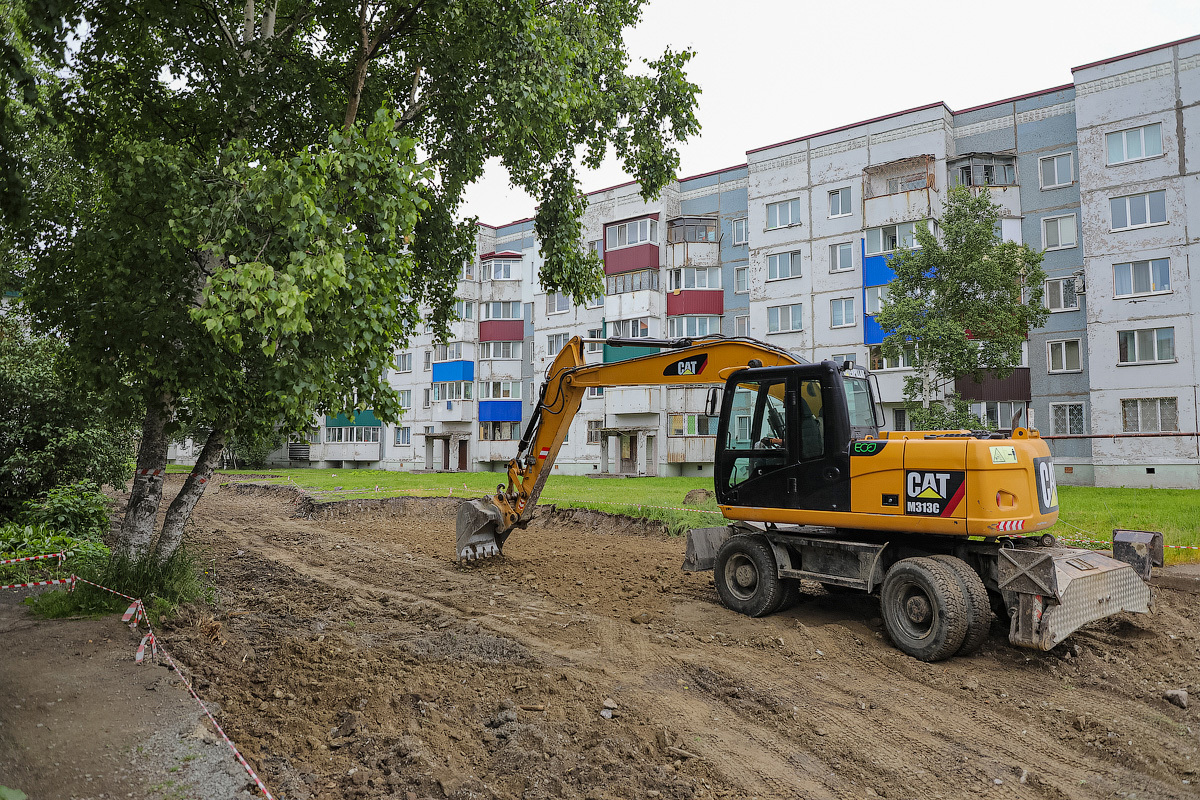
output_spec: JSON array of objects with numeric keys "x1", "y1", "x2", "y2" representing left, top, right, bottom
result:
[{"x1": 1072, "y1": 272, "x2": 1086, "y2": 294}]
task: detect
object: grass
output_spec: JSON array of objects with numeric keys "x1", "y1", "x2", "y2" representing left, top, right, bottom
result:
[{"x1": 202, "y1": 467, "x2": 1200, "y2": 563}]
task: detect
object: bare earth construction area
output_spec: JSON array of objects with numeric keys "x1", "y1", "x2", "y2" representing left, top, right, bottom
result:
[{"x1": 5, "y1": 475, "x2": 1200, "y2": 800}]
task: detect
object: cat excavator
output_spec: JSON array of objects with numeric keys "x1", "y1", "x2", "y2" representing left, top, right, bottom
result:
[{"x1": 456, "y1": 335, "x2": 1157, "y2": 661}]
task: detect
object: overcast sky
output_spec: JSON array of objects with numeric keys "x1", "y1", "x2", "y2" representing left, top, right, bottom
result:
[{"x1": 460, "y1": 0, "x2": 1200, "y2": 227}]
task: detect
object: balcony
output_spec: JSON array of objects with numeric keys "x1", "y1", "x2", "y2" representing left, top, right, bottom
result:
[
  {"x1": 322, "y1": 442, "x2": 384, "y2": 462},
  {"x1": 666, "y1": 436, "x2": 716, "y2": 464},
  {"x1": 432, "y1": 399, "x2": 475, "y2": 423}
]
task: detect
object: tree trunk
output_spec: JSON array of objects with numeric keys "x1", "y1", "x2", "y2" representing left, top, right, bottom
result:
[
  {"x1": 153, "y1": 426, "x2": 228, "y2": 565},
  {"x1": 118, "y1": 395, "x2": 172, "y2": 559}
]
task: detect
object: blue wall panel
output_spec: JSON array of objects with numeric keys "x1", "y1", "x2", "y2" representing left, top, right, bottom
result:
[
  {"x1": 864, "y1": 315, "x2": 885, "y2": 346},
  {"x1": 431, "y1": 360, "x2": 474, "y2": 383},
  {"x1": 863, "y1": 253, "x2": 896, "y2": 288},
  {"x1": 479, "y1": 400, "x2": 522, "y2": 422}
]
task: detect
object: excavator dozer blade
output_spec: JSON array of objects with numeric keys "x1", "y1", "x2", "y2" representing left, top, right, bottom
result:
[{"x1": 456, "y1": 499, "x2": 506, "y2": 561}]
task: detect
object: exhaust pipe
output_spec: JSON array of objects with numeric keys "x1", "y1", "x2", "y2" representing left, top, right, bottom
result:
[{"x1": 456, "y1": 499, "x2": 507, "y2": 560}]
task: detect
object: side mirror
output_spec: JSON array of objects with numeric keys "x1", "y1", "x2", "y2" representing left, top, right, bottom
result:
[{"x1": 705, "y1": 387, "x2": 722, "y2": 417}]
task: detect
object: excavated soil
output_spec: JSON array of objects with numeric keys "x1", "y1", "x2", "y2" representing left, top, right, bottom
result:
[{"x1": 22, "y1": 475, "x2": 1200, "y2": 800}]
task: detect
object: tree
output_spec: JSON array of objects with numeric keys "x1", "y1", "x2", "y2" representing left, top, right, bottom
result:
[
  {"x1": 874, "y1": 185, "x2": 1048, "y2": 431},
  {"x1": 11, "y1": 1, "x2": 700, "y2": 563}
]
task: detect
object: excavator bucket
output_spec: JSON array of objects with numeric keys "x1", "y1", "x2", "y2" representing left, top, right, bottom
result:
[{"x1": 456, "y1": 499, "x2": 506, "y2": 561}]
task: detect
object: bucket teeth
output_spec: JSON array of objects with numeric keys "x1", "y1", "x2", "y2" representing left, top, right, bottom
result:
[
  {"x1": 458, "y1": 541, "x2": 501, "y2": 561},
  {"x1": 456, "y1": 499, "x2": 506, "y2": 561}
]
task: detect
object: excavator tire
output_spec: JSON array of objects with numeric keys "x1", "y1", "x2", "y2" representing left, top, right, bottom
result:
[
  {"x1": 879, "y1": 557, "x2": 969, "y2": 662},
  {"x1": 714, "y1": 534, "x2": 787, "y2": 618},
  {"x1": 929, "y1": 554, "x2": 993, "y2": 656}
]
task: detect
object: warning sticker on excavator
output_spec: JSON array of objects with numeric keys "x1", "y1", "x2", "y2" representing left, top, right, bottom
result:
[
  {"x1": 989, "y1": 446, "x2": 1018, "y2": 464},
  {"x1": 904, "y1": 470, "x2": 966, "y2": 517}
]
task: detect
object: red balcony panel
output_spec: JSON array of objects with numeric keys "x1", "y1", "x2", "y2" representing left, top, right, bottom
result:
[
  {"x1": 666, "y1": 289, "x2": 724, "y2": 316},
  {"x1": 603, "y1": 243, "x2": 659, "y2": 275},
  {"x1": 479, "y1": 320, "x2": 524, "y2": 341}
]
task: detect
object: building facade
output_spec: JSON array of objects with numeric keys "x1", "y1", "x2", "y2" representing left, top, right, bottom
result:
[{"x1": 279, "y1": 35, "x2": 1200, "y2": 488}]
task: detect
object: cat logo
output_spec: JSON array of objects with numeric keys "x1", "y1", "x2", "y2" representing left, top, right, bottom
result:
[
  {"x1": 904, "y1": 470, "x2": 966, "y2": 517},
  {"x1": 662, "y1": 353, "x2": 709, "y2": 377}
]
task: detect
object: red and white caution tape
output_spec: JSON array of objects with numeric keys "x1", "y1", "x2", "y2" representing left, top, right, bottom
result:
[
  {"x1": 0, "y1": 552, "x2": 65, "y2": 566},
  {"x1": 1059, "y1": 535, "x2": 1200, "y2": 551},
  {"x1": 0, "y1": 575, "x2": 76, "y2": 591}
]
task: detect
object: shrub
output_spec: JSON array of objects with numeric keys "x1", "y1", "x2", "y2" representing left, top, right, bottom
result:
[
  {"x1": 18, "y1": 480, "x2": 111, "y2": 539},
  {"x1": 0, "y1": 521, "x2": 110, "y2": 585}
]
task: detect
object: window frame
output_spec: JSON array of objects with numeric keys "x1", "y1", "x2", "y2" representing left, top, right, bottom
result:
[
  {"x1": 1049, "y1": 402, "x2": 1086, "y2": 436},
  {"x1": 604, "y1": 218, "x2": 658, "y2": 251},
  {"x1": 734, "y1": 265, "x2": 748, "y2": 294},
  {"x1": 482, "y1": 258, "x2": 520, "y2": 281},
  {"x1": 1041, "y1": 214, "x2": 1077, "y2": 251},
  {"x1": 395, "y1": 352, "x2": 413, "y2": 373},
  {"x1": 587, "y1": 419, "x2": 603, "y2": 444},
  {"x1": 731, "y1": 218, "x2": 749, "y2": 245},
  {"x1": 546, "y1": 291, "x2": 570, "y2": 315},
  {"x1": 830, "y1": 242, "x2": 853, "y2": 272},
  {"x1": 1045, "y1": 277, "x2": 1079, "y2": 312},
  {"x1": 1038, "y1": 152, "x2": 1073, "y2": 189},
  {"x1": 481, "y1": 300, "x2": 521, "y2": 320},
  {"x1": 865, "y1": 285, "x2": 888, "y2": 316},
  {"x1": 669, "y1": 266, "x2": 722, "y2": 291},
  {"x1": 830, "y1": 297, "x2": 856, "y2": 329},
  {"x1": 828, "y1": 187, "x2": 852, "y2": 218},
  {"x1": 765, "y1": 198, "x2": 803, "y2": 230},
  {"x1": 1117, "y1": 326, "x2": 1175, "y2": 365},
  {"x1": 479, "y1": 340, "x2": 520, "y2": 361},
  {"x1": 734, "y1": 315, "x2": 749, "y2": 337},
  {"x1": 1121, "y1": 397, "x2": 1178, "y2": 433},
  {"x1": 1105, "y1": 122, "x2": 1164, "y2": 166},
  {"x1": 766, "y1": 303, "x2": 803, "y2": 334},
  {"x1": 667, "y1": 315, "x2": 722, "y2": 338},
  {"x1": 766, "y1": 251, "x2": 801, "y2": 281},
  {"x1": 1047, "y1": 338, "x2": 1082, "y2": 374},
  {"x1": 1110, "y1": 190, "x2": 1167, "y2": 232},
  {"x1": 1113, "y1": 258, "x2": 1171, "y2": 299}
]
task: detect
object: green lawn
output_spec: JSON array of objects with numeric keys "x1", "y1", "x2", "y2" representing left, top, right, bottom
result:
[{"x1": 191, "y1": 467, "x2": 1200, "y2": 563}]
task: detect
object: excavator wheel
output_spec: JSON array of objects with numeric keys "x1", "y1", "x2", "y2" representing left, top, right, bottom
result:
[
  {"x1": 879, "y1": 557, "x2": 969, "y2": 662},
  {"x1": 929, "y1": 554, "x2": 993, "y2": 656},
  {"x1": 714, "y1": 534, "x2": 787, "y2": 618}
]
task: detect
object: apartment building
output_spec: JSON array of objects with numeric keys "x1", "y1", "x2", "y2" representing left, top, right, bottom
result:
[{"x1": 276, "y1": 34, "x2": 1200, "y2": 488}]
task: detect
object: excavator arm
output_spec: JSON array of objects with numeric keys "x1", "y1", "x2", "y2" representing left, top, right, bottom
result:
[{"x1": 456, "y1": 335, "x2": 804, "y2": 559}]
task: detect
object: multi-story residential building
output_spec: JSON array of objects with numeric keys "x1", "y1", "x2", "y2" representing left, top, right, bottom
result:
[{"x1": 266, "y1": 34, "x2": 1200, "y2": 488}]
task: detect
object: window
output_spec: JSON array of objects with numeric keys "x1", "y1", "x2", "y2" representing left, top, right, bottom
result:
[
  {"x1": 587, "y1": 386, "x2": 605, "y2": 399},
  {"x1": 869, "y1": 344, "x2": 914, "y2": 370},
  {"x1": 585, "y1": 294, "x2": 604, "y2": 308},
  {"x1": 479, "y1": 421, "x2": 520, "y2": 441},
  {"x1": 669, "y1": 266, "x2": 722, "y2": 290},
  {"x1": 865, "y1": 285, "x2": 888, "y2": 315},
  {"x1": 668, "y1": 413, "x2": 716, "y2": 437},
  {"x1": 395, "y1": 426, "x2": 411, "y2": 446},
  {"x1": 893, "y1": 408, "x2": 907, "y2": 432},
  {"x1": 1046, "y1": 277, "x2": 1079, "y2": 311},
  {"x1": 608, "y1": 318, "x2": 649, "y2": 338},
  {"x1": 605, "y1": 218, "x2": 658, "y2": 250},
  {"x1": 767, "y1": 251, "x2": 801, "y2": 280},
  {"x1": 479, "y1": 381, "x2": 521, "y2": 399},
  {"x1": 325, "y1": 426, "x2": 381, "y2": 443},
  {"x1": 546, "y1": 292, "x2": 570, "y2": 315},
  {"x1": 886, "y1": 173, "x2": 928, "y2": 194},
  {"x1": 1118, "y1": 327, "x2": 1174, "y2": 364},
  {"x1": 1039, "y1": 153, "x2": 1073, "y2": 189},
  {"x1": 423, "y1": 388, "x2": 431, "y2": 407},
  {"x1": 481, "y1": 301, "x2": 521, "y2": 320},
  {"x1": 1050, "y1": 403, "x2": 1085, "y2": 436},
  {"x1": 605, "y1": 269, "x2": 659, "y2": 295},
  {"x1": 830, "y1": 242, "x2": 853, "y2": 272},
  {"x1": 1122, "y1": 397, "x2": 1177, "y2": 432},
  {"x1": 667, "y1": 315, "x2": 721, "y2": 338},
  {"x1": 734, "y1": 266, "x2": 748, "y2": 293},
  {"x1": 423, "y1": 351, "x2": 432, "y2": 371},
  {"x1": 1110, "y1": 191, "x2": 1167, "y2": 231},
  {"x1": 1114, "y1": 258, "x2": 1170, "y2": 297},
  {"x1": 974, "y1": 401, "x2": 1026, "y2": 430},
  {"x1": 831, "y1": 353, "x2": 855, "y2": 365},
  {"x1": 668, "y1": 218, "x2": 717, "y2": 243},
  {"x1": 865, "y1": 221, "x2": 921, "y2": 255},
  {"x1": 482, "y1": 258, "x2": 520, "y2": 280},
  {"x1": 1042, "y1": 215, "x2": 1077, "y2": 250},
  {"x1": 732, "y1": 218, "x2": 748, "y2": 245},
  {"x1": 454, "y1": 300, "x2": 474, "y2": 320},
  {"x1": 587, "y1": 420, "x2": 602, "y2": 444},
  {"x1": 395, "y1": 352, "x2": 413, "y2": 372},
  {"x1": 433, "y1": 342, "x2": 463, "y2": 362},
  {"x1": 479, "y1": 341, "x2": 520, "y2": 360},
  {"x1": 1106, "y1": 123, "x2": 1163, "y2": 165},
  {"x1": 398, "y1": 390, "x2": 412, "y2": 409},
  {"x1": 766, "y1": 198, "x2": 803, "y2": 229},
  {"x1": 954, "y1": 155, "x2": 1016, "y2": 187},
  {"x1": 432, "y1": 381, "x2": 472, "y2": 401},
  {"x1": 547, "y1": 332, "x2": 569, "y2": 353},
  {"x1": 735, "y1": 315, "x2": 749, "y2": 337},
  {"x1": 829, "y1": 187, "x2": 851, "y2": 217},
  {"x1": 461, "y1": 262, "x2": 475, "y2": 281},
  {"x1": 585, "y1": 328, "x2": 603, "y2": 353},
  {"x1": 830, "y1": 298, "x2": 855, "y2": 328},
  {"x1": 767, "y1": 303, "x2": 802, "y2": 333},
  {"x1": 1047, "y1": 339, "x2": 1082, "y2": 373}
]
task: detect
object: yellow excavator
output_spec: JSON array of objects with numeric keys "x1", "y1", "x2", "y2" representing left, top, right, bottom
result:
[{"x1": 457, "y1": 335, "x2": 1157, "y2": 661}]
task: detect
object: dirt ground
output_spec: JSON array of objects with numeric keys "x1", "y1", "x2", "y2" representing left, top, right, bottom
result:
[{"x1": 4, "y1": 475, "x2": 1200, "y2": 800}]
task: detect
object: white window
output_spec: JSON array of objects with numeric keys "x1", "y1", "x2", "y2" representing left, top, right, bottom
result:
[
  {"x1": 1114, "y1": 258, "x2": 1170, "y2": 298},
  {"x1": 865, "y1": 285, "x2": 888, "y2": 315},
  {"x1": 1046, "y1": 277, "x2": 1079, "y2": 312},
  {"x1": 869, "y1": 344, "x2": 914, "y2": 370},
  {"x1": 767, "y1": 251, "x2": 801, "y2": 280},
  {"x1": 1042, "y1": 215, "x2": 1077, "y2": 250},
  {"x1": 547, "y1": 332, "x2": 569, "y2": 353},
  {"x1": 605, "y1": 269, "x2": 659, "y2": 294},
  {"x1": 398, "y1": 390, "x2": 412, "y2": 409},
  {"x1": 1039, "y1": 153, "x2": 1073, "y2": 189},
  {"x1": 461, "y1": 262, "x2": 475, "y2": 281},
  {"x1": 605, "y1": 218, "x2": 658, "y2": 250},
  {"x1": 735, "y1": 315, "x2": 749, "y2": 337},
  {"x1": 585, "y1": 294, "x2": 604, "y2": 309},
  {"x1": 1122, "y1": 397, "x2": 1177, "y2": 432},
  {"x1": 1118, "y1": 327, "x2": 1174, "y2": 364},
  {"x1": 732, "y1": 218, "x2": 748, "y2": 245},
  {"x1": 734, "y1": 266, "x2": 748, "y2": 293},
  {"x1": 479, "y1": 381, "x2": 521, "y2": 399},
  {"x1": 1110, "y1": 191, "x2": 1167, "y2": 231},
  {"x1": 482, "y1": 258, "x2": 520, "y2": 280},
  {"x1": 585, "y1": 328, "x2": 603, "y2": 353},
  {"x1": 479, "y1": 421, "x2": 520, "y2": 441},
  {"x1": 479, "y1": 341, "x2": 520, "y2": 360},
  {"x1": 454, "y1": 300, "x2": 474, "y2": 320},
  {"x1": 586, "y1": 386, "x2": 605, "y2": 399},
  {"x1": 326, "y1": 426, "x2": 381, "y2": 443},
  {"x1": 481, "y1": 301, "x2": 521, "y2": 320},
  {"x1": 865, "y1": 221, "x2": 922, "y2": 255},
  {"x1": 974, "y1": 401, "x2": 1027, "y2": 430},
  {"x1": 546, "y1": 292, "x2": 570, "y2": 314},
  {"x1": 767, "y1": 303, "x2": 802, "y2": 333},
  {"x1": 1106, "y1": 123, "x2": 1163, "y2": 165},
  {"x1": 669, "y1": 266, "x2": 722, "y2": 290},
  {"x1": 830, "y1": 298, "x2": 855, "y2": 328},
  {"x1": 830, "y1": 242, "x2": 853, "y2": 272},
  {"x1": 734, "y1": 414, "x2": 752, "y2": 444},
  {"x1": 1050, "y1": 403, "x2": 1085, "y2": 436},
  {"x1": 828, "y1": 187, "x2": 852, "y2": 218},
  {"x1": 395, "y1": 352, "x2": 413, "y2": 372},
  {"x1": 668, "y1": 413, "x2": 716, "y2": 437},
  {"x1": 423, "y1": 388, "x2": 431, "y2": 407},
  {"x1": 766, "y1": 198, "x2": 803, "y2": 229},
  {"x1": 1047, "y1": 339, "x2": 1082, "y2": 373},
  {"x1": 433, "y1": 342, "x2": 463, "y2": 362},
  {"x1": 667, "y1": 315, "x2": 721, "y2": 338},
  {"x1": 587, "y1": 419, "x2": 603, "y2": 443},
  {"x1": 394, "y1": 426, "x2": 411, "y2": 446},
  {"x1": 432, "y1": 381, "x2": 472, "y2": 401},
  {"x1": 423, "y1": 351, "x2": 431, "y2": 371},
  {"x1": 609, "y1": 318, "x2": 649, "y2": 339},
  {"x1": 831, "y1": 353, "x2": 855, "y2": 365}
]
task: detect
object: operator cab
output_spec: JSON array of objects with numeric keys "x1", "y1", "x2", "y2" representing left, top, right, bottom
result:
[{"x1": 713, "y1": 360, "x2": 879, "y2": 513}]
